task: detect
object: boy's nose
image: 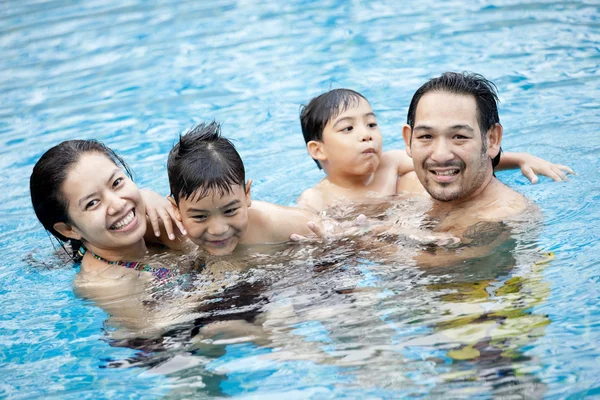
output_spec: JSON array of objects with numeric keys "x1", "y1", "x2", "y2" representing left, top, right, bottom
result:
[
  {"x1": 207, "y1": 219, "x2": 228, "y2": 237},
  {"x1": 359, "y1": 127, "x2": 373, "y2": 142}
]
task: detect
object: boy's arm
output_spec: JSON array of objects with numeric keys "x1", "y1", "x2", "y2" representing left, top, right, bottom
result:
[
  {"x1": 496, "y1": 152, "x2": 575, "y2": 184},
  {"x1": 296, "y1": 187, "x2": 327, "y2": 212},
  {"x1": 386, "y1": 150, "x2": 415, "y2": 176}
]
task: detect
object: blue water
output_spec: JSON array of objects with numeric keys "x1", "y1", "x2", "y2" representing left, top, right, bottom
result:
[{"x1": 1, "y1": 0, "x2": 599, "y2": 398}]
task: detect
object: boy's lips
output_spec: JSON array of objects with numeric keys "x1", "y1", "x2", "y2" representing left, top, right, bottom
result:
[
  {"x1": 204, "y1": 237, "x2": 233, "y2": 248},
  {"x1": 362, "y1": 148, "x2": 377, "y2": 154}
]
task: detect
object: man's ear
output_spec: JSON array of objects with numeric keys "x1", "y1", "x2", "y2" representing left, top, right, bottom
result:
[
  {"x1": 245, "y1": 179, "x2": 252, "y2": 207},
  {"x1": 53, "y1": 222, "x2": 81, "y2": 241},
  {"x1": 486, "y1": 123, "x2": 503, "y2": 159},
  {"x1": 307, "y1": 140, "x2": 328, "y2": 163},
  {"x1": 167, "y1": 196, "x2": 182, "y2": 221},
  {"x1": 402, "y1": 125, "x2": 413, "y2": 158}
]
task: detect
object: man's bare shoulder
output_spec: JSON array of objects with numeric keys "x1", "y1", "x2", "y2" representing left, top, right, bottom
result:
[{"x1": 478, "y1": 180, "x2": 529, "y2": 221}]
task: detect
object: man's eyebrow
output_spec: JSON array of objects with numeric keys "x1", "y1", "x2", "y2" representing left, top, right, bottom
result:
[
  {"x1": 413, "y1": 124, "x2": 434, "y2": 132},
  {"x1": 449, "y1": 124, "x2": 475, "y2": 132}
]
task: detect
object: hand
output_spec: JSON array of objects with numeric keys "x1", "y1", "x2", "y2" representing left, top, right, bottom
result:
[
  {"x1": 518, "y1": 155, "x2": 575, "y2": 184},
  {"x1": 140, "y1": 189, "x2": 187, "y2": 240}
]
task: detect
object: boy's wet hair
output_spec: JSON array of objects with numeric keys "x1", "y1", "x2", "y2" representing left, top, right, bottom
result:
[
  {"x1": 406, "y1": 71, "x2": 502, "y2": 168},
  {"x1": 30, "y1": 140, "x2": 133, "y2": 260},
  {"x1": 300, "y1": 88, "x2": 368, "y2": 169},
  {"x1": 168, "y1": 121, "x2": 245, "y2": 203}
]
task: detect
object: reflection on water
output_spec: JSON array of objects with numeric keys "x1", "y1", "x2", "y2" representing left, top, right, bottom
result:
[{"x1": 74, "y1": 200, "x2": 553, "y2": 398}]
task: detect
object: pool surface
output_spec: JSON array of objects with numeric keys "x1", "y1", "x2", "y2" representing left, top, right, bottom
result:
[{"x1": 1, "y1": 0, "x2": 599, "y2": 398}]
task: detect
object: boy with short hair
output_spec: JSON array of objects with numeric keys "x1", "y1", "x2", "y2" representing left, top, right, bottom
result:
[
  {"x1": 298, "y1": 89, "x2": 573, "y2": 212},
  {"x1": 167, "y1": 121, "x2": 316, "y2": 256}
]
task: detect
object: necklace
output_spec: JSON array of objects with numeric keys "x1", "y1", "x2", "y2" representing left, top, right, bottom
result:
[{"x1": 77, "y1": 246, "x2": 176, "y2": 280}]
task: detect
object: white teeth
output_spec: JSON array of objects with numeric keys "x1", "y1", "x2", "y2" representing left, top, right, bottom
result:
[
  {"x1": 435, "y1": 170, "x2": 459, "y2": 176},
  {"x1": 111, "y1": 210, "x2": 134, "y2": 230}
]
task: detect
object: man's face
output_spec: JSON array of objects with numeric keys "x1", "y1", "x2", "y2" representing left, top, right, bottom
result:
[
  {"x1": 402, "y1": 91, "x2": 500, "y2": 202},
  {"x1": 309, "y1": 97, "x2": 383, "y2": 177},
  {"x1": 173, "y1": 184, "x2": 251, "y2": 256}
]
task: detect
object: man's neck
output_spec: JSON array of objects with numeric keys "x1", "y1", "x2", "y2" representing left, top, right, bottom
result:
[{"x1": 430, "y1": 174, "x2": 497, "y2": 216}]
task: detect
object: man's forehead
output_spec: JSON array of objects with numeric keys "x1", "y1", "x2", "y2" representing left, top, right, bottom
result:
[{"x1": 414, "y1": 91, "x2": 478, "y2": 127}]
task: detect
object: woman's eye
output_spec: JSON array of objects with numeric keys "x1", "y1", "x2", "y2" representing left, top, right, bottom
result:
[
  {"x1": 112, "y1": 177, "x2": 124, "y2": 188},
  {"x1": 85, "y1": 199, "x2": 99, "y2": 210}
]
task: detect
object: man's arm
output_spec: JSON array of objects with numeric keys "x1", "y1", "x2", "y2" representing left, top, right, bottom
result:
[{"x1": 496, "y1": 152, "x2": 574, "y2": 184}]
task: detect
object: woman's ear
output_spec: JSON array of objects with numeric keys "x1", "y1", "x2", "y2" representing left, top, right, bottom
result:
[
  {"x1": 167, "y1": 196, "x2": 182, "y2": 221},
  {"x1": 53, "y1": 222, "x2": 81, "y2": 240},
  {"x1": 486, "y1": 123, "x2": 503, "y2": 159},
  {"x1": 245, "y1": 179, "x2": 252, "y2": 207}
]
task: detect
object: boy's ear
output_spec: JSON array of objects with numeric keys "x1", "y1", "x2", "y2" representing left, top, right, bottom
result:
[
  {"x1": 167, "y1": 196, "x2": 182, "y2": 221},
  {"x1": 402, "y1": 125, "x2": 413, "y2": 158},
  {"x1": 307, "y1": 140, "x2": 327, "y2": 162},
  {"x1": 486, "y1": 123, "x2": 503, "y2": 159},
  {"x1": 245, "y1": 179, "x2": 252, "y2": 207},
  {"x1": 53, "y1": 222, "x2": 82, "y2": 241}
]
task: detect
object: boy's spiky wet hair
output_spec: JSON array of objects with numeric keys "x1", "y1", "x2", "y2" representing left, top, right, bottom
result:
[
  {"x1": 167, "y1": 121, "x2": 245, "y2": 203},
  {"x1": 300, "y1": 88, "x2": 368, "y2": 169}
]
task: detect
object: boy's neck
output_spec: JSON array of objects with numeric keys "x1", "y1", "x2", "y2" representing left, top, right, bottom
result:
[{"x1": 324, "y1": 170, "x2": 376, "y2": 191}]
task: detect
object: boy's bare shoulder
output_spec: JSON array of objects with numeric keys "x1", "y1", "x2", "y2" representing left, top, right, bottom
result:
[
  {"x1": 248, "y1": 201, "x2": 314, "y2": 242},
  {"x1": 297, "y1": 180, "x2": 333, "y2": 212},
  {"x1": 396, "y1": 171, "x2": 427, "y2": 196}
]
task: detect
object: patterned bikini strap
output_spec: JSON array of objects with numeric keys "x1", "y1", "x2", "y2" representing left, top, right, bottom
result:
[{"x1": 77, "y1": 245, "x2": 175, "y2": 280}]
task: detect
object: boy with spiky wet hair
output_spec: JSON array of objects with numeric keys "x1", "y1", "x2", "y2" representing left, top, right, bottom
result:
[
  {"x1": 298, "y1": 87, "x2": 573, "y2": 212},
  {"x1": 168, "y1": 121, "x2": 315, "y2": 256}
]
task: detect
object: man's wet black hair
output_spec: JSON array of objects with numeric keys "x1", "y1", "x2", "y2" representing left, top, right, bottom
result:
[
  {"x1": 406, "y1": 72, "x2": 502, "y2": 168},
  {"x1": 30, "y1": 140, "x2": 133, "y2": 260},
  {"x1": 168, "y1": 121, "x2": 245, "y2": 203},
  {"x1": 300, "y1": 88, "x2": 368, "y2": 169}
]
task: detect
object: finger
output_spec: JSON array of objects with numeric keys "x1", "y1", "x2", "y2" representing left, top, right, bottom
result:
[
  {"x1": 290, "y1": 234, "x2": 311, "y2": 242},
  {"x1": 147, "y1": 208, "x2": 161, "y2": 237},
  {"x1": 158, "y1": 210, "x2": 176, "y2": 240},
  {"x1": 521, "y1": 165, "x2": 538, "y2": 184},
  {"x1": 307, "y1": 221, "x2": 327, "y2": 239},
  {"x1": 545, "y1": 168, "x2": 562, "y2": 182},
  {"x1": 551, "y1": 165, "x2": 567, "y2": 181},
  {"x1": 556, "y1": 164, "x2": 575, "y2": 176}
]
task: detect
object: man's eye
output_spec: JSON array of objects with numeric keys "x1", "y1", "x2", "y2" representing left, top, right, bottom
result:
[
  {"x1": 453, "y1": 135, "x2": 468, "y2": 140},
  {"x1": 112, "y1": 177, "x2": 124, "y2": 188},
  {"x1": 417, "y1": 134, "x2": 432, "y2": 140},
  {"x1": 85, "y1": 199, "x2": 99, "y2": 210},
  {"x1": 224, "y1": 208, "x2": 238, "y2": 216},
  {"x1": 340, "y1": 126, "x2": 353, "y2": 133}
]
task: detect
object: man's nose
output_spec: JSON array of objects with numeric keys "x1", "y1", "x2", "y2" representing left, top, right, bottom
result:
[
  {"x1": 107, "y1": 193, "x2": 127, "y2": 215},
  {"x1": 207, "y1": 218, "x2": 228, "y2": 236},
  {"x1": 430, "y1": 138, "x2": 454, "y2": 163}
]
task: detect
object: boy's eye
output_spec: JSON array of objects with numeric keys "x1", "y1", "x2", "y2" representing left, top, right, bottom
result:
[
  {"x1": 340, "y1": 126, "x2": 353, "y2": 133},
  {"x1": 367, "y1": 122, "x2": 378, "y2": 128},
  {"x1": 224, "y1": 208, "x2": 238, "y2": 216},
  {"x1": 112, "y1": 177, "x2": 124, "y2": 188},
  {"x1": 192, "y1": 215, "x2": 208, "y2": 222},
  {"x1": 85, "y1": 199, "x2": 99, "y2": 210}
]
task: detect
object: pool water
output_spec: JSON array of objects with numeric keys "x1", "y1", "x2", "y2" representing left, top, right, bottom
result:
[{"x1": 2, "y1": 0, "x2": 599, "y2": 398}]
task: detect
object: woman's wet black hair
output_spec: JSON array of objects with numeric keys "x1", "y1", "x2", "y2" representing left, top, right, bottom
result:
[
  {"x1": 406, "y1": 72, "x2": 502, "y2": 168},
  {"x1": 30, "y1": 140, "x2": 133, "y2": 260},
  {"x1": 167, "y1": 121, "x2": 245, "y2": 204},
  {"x1": 300, "y1": 88, "x2": 368, "y2": 169}
]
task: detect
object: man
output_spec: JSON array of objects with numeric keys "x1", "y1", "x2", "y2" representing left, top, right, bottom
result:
[{"x1": 396, "y1": 72, "x2": 534, "y2": 263}]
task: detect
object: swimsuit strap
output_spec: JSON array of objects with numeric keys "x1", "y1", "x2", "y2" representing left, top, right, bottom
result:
[{"x1": 77, "y1": 245, "x2": 175, "y2": 280}]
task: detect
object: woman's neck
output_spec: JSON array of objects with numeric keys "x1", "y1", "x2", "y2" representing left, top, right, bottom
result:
[{"x1": 83, "y1": 239, "x2": 148, "y2": 263}]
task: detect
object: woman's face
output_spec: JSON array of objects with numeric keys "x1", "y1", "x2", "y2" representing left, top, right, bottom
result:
[{"x1": 57, "y1": 152, "x2": 146, "y2": 253}]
